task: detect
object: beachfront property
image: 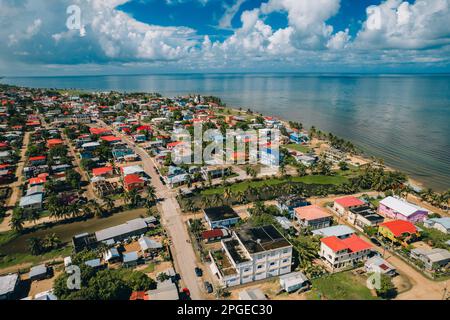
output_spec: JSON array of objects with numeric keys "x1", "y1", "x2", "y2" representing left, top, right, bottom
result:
[
  {"x1": 209, "y1": 225, "x2": 292, "y2": 287},
  {"x1": 319, "y1": 234, "x2": 373, "y2": 271},
  {"x1": 294, "y1": 205, "x2": 333, "y2": 230},
  {"x1": 203, "y1": 206, "x2": 241, "y2": 229},
  {"x1": 322, "y1": 147, "x2": 347, "y2": 164},
  {"x1": 332, "y1": 196, "x2": 365, "y2": 216},
  {"x1": 289, "y1": 132, "x2": 309, "y2": 144},
  {"x1": 378, "y1": 220, "x2": 419, "y2": 246},
  {"x1": 378, "y1": 196, "x2": 429, "y2": 223}
]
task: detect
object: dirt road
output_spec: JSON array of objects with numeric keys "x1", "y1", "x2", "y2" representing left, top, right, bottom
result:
[{"x1": 0, "y1": 132, "x2": 31, "y2": 232}]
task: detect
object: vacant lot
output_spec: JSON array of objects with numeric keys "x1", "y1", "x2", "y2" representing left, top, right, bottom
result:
[
  {"x1": 306, "y1": 272, "x2": 378, "y2": 300},
  {"x1": 201, "y1": 175, "x2": 348, "y2": 195}
]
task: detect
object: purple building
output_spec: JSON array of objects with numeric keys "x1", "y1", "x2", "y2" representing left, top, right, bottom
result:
[{"x1": 378, "y1": 196, "x2": 428, "y2": 223}]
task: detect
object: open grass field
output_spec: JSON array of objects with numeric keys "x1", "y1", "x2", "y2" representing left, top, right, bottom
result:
[
  {"x1": 284, "y1": 144, "x2": 311, "y2": 153},
  {"x1": 0, "y1": 246, "x2": 72, "y2": 271},
  {"x1": 306, "y1": 271, "x2": 378, "y2": 300},
  {"x1": 201, "y1": 175, "x2": 349, "y2": 195}
]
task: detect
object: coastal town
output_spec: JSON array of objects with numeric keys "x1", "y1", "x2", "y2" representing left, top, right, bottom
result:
[{"x1": 0, "y1": 83, "x2": 449, "y2": 301}]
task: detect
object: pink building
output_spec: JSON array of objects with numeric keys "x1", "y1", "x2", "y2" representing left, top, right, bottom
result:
[{"x1": 378, "y1": 196, "x2": 428, "y2": 223}]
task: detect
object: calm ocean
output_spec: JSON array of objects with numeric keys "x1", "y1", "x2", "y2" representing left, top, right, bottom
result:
[{"x1": 2, "y1": 73, "x2": 450, "y2": 191}]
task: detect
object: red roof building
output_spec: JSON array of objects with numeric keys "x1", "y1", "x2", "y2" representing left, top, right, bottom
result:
[
  {"x1": 201, "y1": 229, "x2": 224, "y2": 240},
  {"x1": 100, "y1": 135, "x2": 122, "y2": 143},
  {"x1": 333, "y1": 196, "x2": 365, "y2": 215},
  {"x1": 137, "y1": 125, "x2": 152, "y2": 132},
  {"x1": 29, "y1": 176, "x2": 47, "y2": 186},
  {"x1": 89, "y1": 127, "x2": 111, "y2": 136},
  {"x1": 29, "y1": 156, "x2": 46, "y2": 163},
  {"x1": 379, "y1": 220, "x2": 417, "y2": 237},
  {"x1": 46, "y1": 139, "x2": 64, "y2": 149},
  {"x1": 92, "y1": 167, "x2": 114, "y2": 177},
  {"x1": 321, "y1": 234, "x2": 372, "y2": 253},
  {"x1": 124, "y1": 174, "x2": 145, "y2": 192},
  {"x1": 295, "y1": 205, "x2": 333, "y2": 229}
]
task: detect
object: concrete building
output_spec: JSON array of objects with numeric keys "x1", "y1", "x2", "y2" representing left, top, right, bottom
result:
[
  {"x1": 209, "y1": 225, "x2": 292, "y2": 287},
  {"x1": 378, "y1": 196, "x2": 428, "y2": 223},
  {"x1": 203, "y1": 206, "x2": 241, "y2": 229},
  {"x1": 319, "y1": 234, "x2": 373, "y2": 271},
  {"x1": 295, "y1": 205, "x2": 333, "y2": 230}
]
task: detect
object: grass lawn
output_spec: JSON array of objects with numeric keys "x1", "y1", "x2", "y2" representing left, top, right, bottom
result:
[
  {"x1": 0, "y1": 246, "x2": 72, "y2": 271},
  {"x1": 284, "y1": 144, "x2": 311, "y2": 153},
  {"x1": 0, "y1": 230, "x2": 19, "y2": 248},
  {"x1": 201, "y1": 175, "x2": 348, "y2": 195},
  {"x1": 307, "y1": 272, "x2": 378, "y2": 300},
  {"x1": 142, "y1": 263, "x2": 156, "y2": 273}
]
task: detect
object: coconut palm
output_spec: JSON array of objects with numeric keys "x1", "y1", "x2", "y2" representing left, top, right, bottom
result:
[
  {"x1": 10, "y1": 214, "x2": 24, "y2": 232},
  {"x1": 27, "y1": 237, "x2": 43, "y2": 255},
  {"x1": 43, "y1": 233, "x2": 61, "y2": 250},
  {"x1": 184, "y1": 199, "x2": 196, "y2": 213},
  {"x1": 235, "y1": 191, "x2": 247, "y2": 204},
  {"x1": 223, "y1": 187, "x2": 233, "y2": 205},
  {"x1": 103, "y1": 196, "x2": 115, "y2": 213}
]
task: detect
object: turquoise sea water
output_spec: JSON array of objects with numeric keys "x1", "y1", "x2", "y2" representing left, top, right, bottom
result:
[{"x1": 2, "y1": 73, "x2": 450, "y2": 191}]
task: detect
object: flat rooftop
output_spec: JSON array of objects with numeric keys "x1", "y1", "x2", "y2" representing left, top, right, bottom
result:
[
  {"x1": 204, "y1": 206, "x2": 239, "y2": 222},
  {"x1": 237, "y1": 225, "x2": 291, "y2": 254}
]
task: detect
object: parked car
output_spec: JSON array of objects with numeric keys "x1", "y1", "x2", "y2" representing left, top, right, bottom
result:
[
  {"x1": 204, "y1": 281, "x2": 213, "y2": 294},
  {"x1": 370, "y1": 237, "x2": 382, "y2": 247},
  {"x1": 195, "y1": 267, "x2": 203, "y2": 277}
]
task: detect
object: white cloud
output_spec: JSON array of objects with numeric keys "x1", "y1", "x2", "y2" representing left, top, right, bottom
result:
[
  {"x1": 0, "y1": 0, "x2": 449, "y2": 75},
  {"x1": 355, "y1": 0, "x2": 450, "y2": 50}
]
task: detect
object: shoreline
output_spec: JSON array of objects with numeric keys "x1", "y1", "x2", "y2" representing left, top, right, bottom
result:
[
  {"x1": 224, "y1": 105, "x2": 427, "y2": 192},
  {"x1": 0, "y1": 82, "x2": 443, "y2": 192}
]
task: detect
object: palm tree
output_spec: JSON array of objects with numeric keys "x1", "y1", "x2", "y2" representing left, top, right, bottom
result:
[
  {"x1": 103, "y1": 196, "x2": 115, "y2": 213},
  {"x1": 223, "y1": 188, "x2": 233, "y2": 205},
  {"x1": 146, "y1": 185, "x2": 157, "y2": 205},
  {"x1": 43, "y1": 233, "x2": 61, "y2": 250},
  {"x1": 235, "y1": 191, "x2": 247, "y2": 204},
  {"x1": 296, "y1": 164, "x2": 307, "y2": 177},
  {"x1": 29, "y1": 210, "x2": 41, "y2": 225},
  {"x1": 27, "y1": 237, "x2": 43, "y2": 255},
  {"x1": 184, "y1": 199, "x2": 196, "y2": 213},
  {"x1": 212, "y1": 194, "x2": 223, "y2": 206},
  {"x1": 9, "y1": 214, "x2": 24, "y2": 232}
]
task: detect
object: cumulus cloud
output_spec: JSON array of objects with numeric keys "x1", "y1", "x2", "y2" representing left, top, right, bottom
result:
[
  {"x1": 355, "y1": 0, "x2": 450, "y2": 50},
  {"x1": 0, "y1": 0, "x2": 197, "y2": 64},
  {"x1": 0, "y1": 0, "x2": 449, "y2": 74}
]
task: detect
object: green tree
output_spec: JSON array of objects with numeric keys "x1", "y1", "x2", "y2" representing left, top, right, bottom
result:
[
  {"x1": 27, "y1": 237, "x2": 43, "y2": 255},
  {"x1": 376, "y1": 274, "x2": 397, "y2": 299}
]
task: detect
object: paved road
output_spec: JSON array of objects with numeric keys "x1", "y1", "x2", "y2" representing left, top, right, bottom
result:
[{"x1": 96, "y1": 120, "x2": 204, "y2": 300}]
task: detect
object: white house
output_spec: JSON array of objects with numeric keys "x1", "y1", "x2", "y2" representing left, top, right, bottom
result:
[
  {"x1": 319, "y1": 234, "x2": 373, "y2": 271},
  {"x1": 209, "y1": 225, "x2": 292, "y2": 287},
  {"x1": 279, "y1": 271, "x2": 310, "y2": 293}
]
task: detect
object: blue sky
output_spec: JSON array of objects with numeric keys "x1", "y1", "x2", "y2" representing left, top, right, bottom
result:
[{"x1": 0, "y1": 0, "x2": 449, "y2": 75}]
